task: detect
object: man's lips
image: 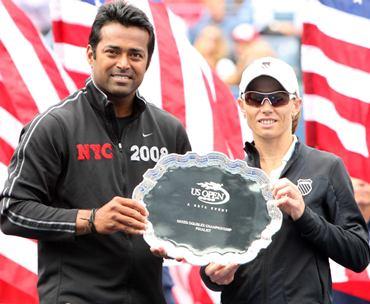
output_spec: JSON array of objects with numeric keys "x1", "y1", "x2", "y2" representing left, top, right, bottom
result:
[{"x1": 111, "y1": 73, "x2": 133, "y2": 80}]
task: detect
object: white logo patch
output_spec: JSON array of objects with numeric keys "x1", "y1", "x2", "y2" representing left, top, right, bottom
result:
[
  {"x1": 297, "y1": 179, "x2": 313, "y2": 196},
  {"x1": 191, "y1": 182, "x2": 230, "y2": 205}
]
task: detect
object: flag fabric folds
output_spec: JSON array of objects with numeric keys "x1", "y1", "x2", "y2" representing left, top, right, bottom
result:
[
  {"x1": 302, "y1": 0, "x2": 370, "y2": 301},
  {"x1": 0, "y1": 0, "x2": 75, "y2": 302},
  {"x1": 0, "y1": 0, "x2": 244, "y2": 303},
  {"x1": 302, "y1": 0, "x2": 370, "y2": 183}
]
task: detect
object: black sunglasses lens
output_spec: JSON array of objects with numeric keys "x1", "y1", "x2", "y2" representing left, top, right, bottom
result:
[
  {"x1": 245, "y1": 92, "x2": 265, "y2": 107},
  {"x1": 269, "y1": 92, "x2": 290, "y2": 106}
]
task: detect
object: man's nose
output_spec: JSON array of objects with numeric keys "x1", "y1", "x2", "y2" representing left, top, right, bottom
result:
[{"x1": 117, "y1": 54, "x2": 129, "y2": 69}]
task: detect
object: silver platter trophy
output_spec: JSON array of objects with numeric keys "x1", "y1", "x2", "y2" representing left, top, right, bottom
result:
[{"x1": 132, "y1": 152, "x2": 282, "y2": 265}]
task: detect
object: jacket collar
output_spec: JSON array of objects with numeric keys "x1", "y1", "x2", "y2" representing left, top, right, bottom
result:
[{"x1": 243, "y1": 139, "x2": 303, "y2": 178}]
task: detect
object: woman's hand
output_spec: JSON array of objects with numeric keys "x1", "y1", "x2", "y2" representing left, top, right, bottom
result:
[
  {"x1": 272, "y1": 178, "x2": 305, "y2": 221},
  {"x1": 150, "y1": 247, "x2": 185, "y2": 262},
  {"x1": 204, "y1": 263, "x2": 239, "y2": 285}
]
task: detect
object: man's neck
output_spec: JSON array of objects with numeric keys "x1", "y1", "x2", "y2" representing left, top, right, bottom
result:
[{"x1": 111, "y1": 95, "x2": 135, "y2": 118}]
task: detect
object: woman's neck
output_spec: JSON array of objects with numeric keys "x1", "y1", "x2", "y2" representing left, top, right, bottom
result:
[{"x1": 254, "y1": 135, "x2": 294, "y2": 174}]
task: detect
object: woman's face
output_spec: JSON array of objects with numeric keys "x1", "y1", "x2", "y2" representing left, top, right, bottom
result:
[{"x1": 238, "y1": 76, "x2": 301, "y2": 142}]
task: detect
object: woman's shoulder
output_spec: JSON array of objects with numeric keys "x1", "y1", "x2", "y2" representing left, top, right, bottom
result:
[{"x1": 299, "y1": 143, "x2": 342, "y2": 166}]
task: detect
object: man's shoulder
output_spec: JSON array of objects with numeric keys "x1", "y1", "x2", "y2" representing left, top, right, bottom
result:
[
  {"x1": 25, "y1": 88, "x2": 87, "y2": 134},
  {"x1": 144, "y1": 102, "x2": 184, "y2": 127}
]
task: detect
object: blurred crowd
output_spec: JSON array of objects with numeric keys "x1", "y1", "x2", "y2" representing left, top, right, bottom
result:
[{"x1": 166, "y1": 0, "x2": 303, "y2": 98}]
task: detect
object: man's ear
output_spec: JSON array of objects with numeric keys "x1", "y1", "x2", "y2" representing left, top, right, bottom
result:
[{"x1": 87, "y1": 44, "x2": 94, "y2": 66}]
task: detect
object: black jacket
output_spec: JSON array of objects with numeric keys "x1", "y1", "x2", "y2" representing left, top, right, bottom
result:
[
  {"x1": 0, "y1": 78, "x2": 191, "y2": 304},
  {"x1": 201, "y1": 141, "x2": 370, "y2": 304}
]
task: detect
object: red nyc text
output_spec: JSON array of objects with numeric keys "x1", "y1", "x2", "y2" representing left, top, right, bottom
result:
[{"x1": 76, "y1": 143, "x2": 113, "y2": 160}]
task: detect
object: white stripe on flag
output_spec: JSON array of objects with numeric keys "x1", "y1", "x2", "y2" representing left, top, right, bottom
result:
[
  {"x1": 301, "y1": 45, "x2": 370, "y2": 103},
  {"x1": 49, "y1": 0, "x2": 97, "y2": 27},
  {"x1": 0, "y1": 107, "x2": 23, "y2": 149},
  {"x1": 168, "y1": 12, "x2": 214, "y2": 153},
  {"x1": 0, "y1": 2, "x2": 61, "y2": 112},
  {"x1": 53, "y1": 43, "x2": 91, "y2": 75},
  {"x1": 303, "y1": 94, "x2": 369, "y2": 157},
  {"x1": 49, "y1": 50, "x2": 77, "y2": 94},
  {"x1": 238, "y1": 109, "x2": 253, "y2": 145},
  {"x1": 133, "y1": 0, "x2": 164, "y2": 109},
  {"x1": 0, "y1": 229, "x2": 38, "y2": 274},
  {"x1": 0, "y1": 162, "x2": 8, "y2": 191},
  {"x1": 329, "y1": 259, "x2": 349, "y2": 283},
  {"x1": 302, "y1": 0, "x2": 370, "y2": 49}
]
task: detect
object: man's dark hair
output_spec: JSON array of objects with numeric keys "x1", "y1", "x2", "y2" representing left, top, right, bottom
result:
[{"x1": 88, "y1": 1, "x2": 155, "y2": 67}]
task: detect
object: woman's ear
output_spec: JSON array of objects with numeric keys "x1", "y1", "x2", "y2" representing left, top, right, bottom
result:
[
  {"x1": 238, "y1": 98, "x2": 246, "y2": 113},
  {"x1": 292, "y1": 97, "x2": 302, "y2": 116}
]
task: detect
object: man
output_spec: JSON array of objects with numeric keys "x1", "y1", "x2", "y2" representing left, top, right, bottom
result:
[
  {"x1": 333, "y1": 177, "x2": 370, "y2": 304},
  {"x1": 0, "y1": 2, "x2": 190, "y2": 303}
]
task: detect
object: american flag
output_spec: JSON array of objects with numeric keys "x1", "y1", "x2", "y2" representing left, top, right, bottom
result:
[
  {"x1": 0, "y1": 0, "x2": 245, "y2": 303},
  {"x1": 302, "y1": 0, "x2": 370, "y2": 301},
  {"x1": 1, "y1": 0, "x2": 370, "y2": 303}
]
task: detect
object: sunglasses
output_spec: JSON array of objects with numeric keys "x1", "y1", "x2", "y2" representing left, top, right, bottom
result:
[{"x1": 240, "y1": 91, "x2": 296, "y2": 107}]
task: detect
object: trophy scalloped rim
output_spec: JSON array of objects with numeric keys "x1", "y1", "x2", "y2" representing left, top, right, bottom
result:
[{"x1": 132, "y1": 151, "x2": 283, "y2": 265}]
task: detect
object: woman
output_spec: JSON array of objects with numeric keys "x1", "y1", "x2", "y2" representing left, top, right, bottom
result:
[{"x1": 200, "y1": 57, "x2": 370, "y2": 304}]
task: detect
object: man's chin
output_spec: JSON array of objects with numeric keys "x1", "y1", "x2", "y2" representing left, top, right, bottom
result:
[{"x1": 106, "y1": 90, "x2": 135, "y2": 103}]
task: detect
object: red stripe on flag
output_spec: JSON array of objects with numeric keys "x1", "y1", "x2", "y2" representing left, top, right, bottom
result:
[
  {"x1": 0, "y1": 255, "x2": 38, "y2": 303},
  {"x1": 52, "y1": 21, "x2": 90, "y2": 48},
  {"x1": 0, "y1": 81, "x2": 20, "y2": 123},
  {"x1": 0, "y1": 138, "x2": 14, "y2": 166},
  {"x1": 0, "y1": 42, "x2": 39, "y2": 124},
  {"x1": 303, "y1": 72, "x2": 369, "y2": 124},
  {"x1": 149, "y1": 2, "x2": 186, "y2": 127},
  {"x1": 333, "y1": 281, "x2": 370, "y2": 301},
  {"x1": 305, "y1": 121, "x2": 370, "y2": 183},
  {"x1": 188, "y1": 266, "x2": 213, "y2": 304},
  {"x1": 2, "y1": 0, "x2": 70, "y2": 100},
  {"x1": 202, "y1": 71, "x2": 244, "y2": 159},
  {"x1": 302, "y1": 23, "x2": 370, "y2": 73},
  {"x1": 64, "y1": 69, "x2": 89, "y2": 90},
  {"x1": 212, "y1": 72, "x2": 244, "y2": 159},
  {"x1": 0, "y1": 280, "x2": 38, "y2": 304}
]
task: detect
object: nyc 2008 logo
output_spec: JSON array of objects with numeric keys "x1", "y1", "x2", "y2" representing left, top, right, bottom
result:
[{"x1": 130, "y1": 145, "x2": 168, "y2": 162}]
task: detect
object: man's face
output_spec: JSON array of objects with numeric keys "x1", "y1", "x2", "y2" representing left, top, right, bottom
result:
[
  {"x1": 351, "y1": 177, "x2": 370, "y2": 206},
  {"x1": 87, "y1": 22, "x2": 149, "y2": 104}
]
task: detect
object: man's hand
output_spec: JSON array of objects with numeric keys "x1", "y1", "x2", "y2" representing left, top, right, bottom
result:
[
  {"x1": 94, "y1": 196, "x2": 148, "y2": 235},
  {"x1": 272, "y1": 178, "x2": 305, "y2": 221},
  {"x1": 204, "y1": 263, "x2": 239, "y2": 285}
]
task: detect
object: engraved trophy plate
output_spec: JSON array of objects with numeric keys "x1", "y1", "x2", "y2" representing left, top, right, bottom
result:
[{"x1": 132, "y1": 152, "x2": 282, "y2": 265}]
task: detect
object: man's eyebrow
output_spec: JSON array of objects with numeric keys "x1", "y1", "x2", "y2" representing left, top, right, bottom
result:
[
  {"x1": 103, "y1": 45, "x2": 145, "y2": 53},
  {"x1": 104, "y1": 45, "x2": 121, "y2": 51},
  {"x1": 129, "y1": 47, "x2": 145, "y2": 53}
]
